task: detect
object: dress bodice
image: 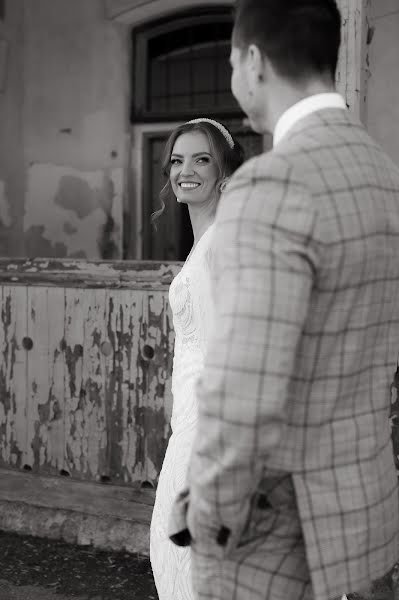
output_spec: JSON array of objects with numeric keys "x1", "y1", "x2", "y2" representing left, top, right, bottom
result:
[
  {"x1": 150, "y1": 224, "x2": 215, "y2": 600},
  {"x1": 168, "y1": 224, "x2": 215, "y2": 431}
]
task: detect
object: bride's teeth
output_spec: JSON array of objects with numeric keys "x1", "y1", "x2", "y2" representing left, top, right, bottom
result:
[{"x1": 180, "y1": 183, "x2": 200, "y2": 189}]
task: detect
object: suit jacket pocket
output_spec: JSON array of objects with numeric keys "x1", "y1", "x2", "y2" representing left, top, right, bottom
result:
[
  {"x1": 235, "y1": 491, "x2": 277, "y2": 550},
  {"x1": 235, "y1": 472, "x2": 297, "y2": 551}
]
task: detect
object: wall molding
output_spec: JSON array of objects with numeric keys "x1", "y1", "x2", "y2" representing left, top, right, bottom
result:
[{"x1": 105, "y1": 0, "x2": 232, "y2": 25}]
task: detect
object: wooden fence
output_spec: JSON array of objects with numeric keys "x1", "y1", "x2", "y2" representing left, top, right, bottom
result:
[
  {"x1": 0, "y1": 258, "x2": 181, "y2": 488},
  {"x1": 1, "y1": 257, "x2": 398, "y2": 491}
]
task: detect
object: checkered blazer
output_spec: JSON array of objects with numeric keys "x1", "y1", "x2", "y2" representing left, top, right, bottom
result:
[{"x1": 169, "y1": 108, "x2": 399, "y2": 600}]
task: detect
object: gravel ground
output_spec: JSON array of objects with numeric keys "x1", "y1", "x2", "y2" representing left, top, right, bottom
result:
[
  {"x1": 0, "y1": 530, "x2": 158, "y2": 600},
  {"x1": 0, "y1": 529, "x2": 397, "y2": 600},
  {"x1": 0, "y1": 579, "x2": 84, "y2": 600}
]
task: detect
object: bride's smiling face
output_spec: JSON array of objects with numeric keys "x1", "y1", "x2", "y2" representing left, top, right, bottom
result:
[{"x1": 170, "y1": 132, "x2": 220, "y2": 205}]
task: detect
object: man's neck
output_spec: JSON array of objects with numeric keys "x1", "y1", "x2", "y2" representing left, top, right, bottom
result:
[{"x1": 266, "y1": 77, "x2": 336, "y2": 135}]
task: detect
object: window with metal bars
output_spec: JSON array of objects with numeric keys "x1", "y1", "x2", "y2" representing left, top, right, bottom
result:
[{"x1": 131, "y1": 8, "x2": 241, "y2": 122}]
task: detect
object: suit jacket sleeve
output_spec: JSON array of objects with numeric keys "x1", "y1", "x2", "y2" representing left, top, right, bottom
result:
[{"x1": 185, "y1": 155, "x2": 321, "y2": 556}]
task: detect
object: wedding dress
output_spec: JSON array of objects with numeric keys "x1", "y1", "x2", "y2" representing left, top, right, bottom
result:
[{"x1": 150, "y1": 224, "x2": 215, "y2": 600}]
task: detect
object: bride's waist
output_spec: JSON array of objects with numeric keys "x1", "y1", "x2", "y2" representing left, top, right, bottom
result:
[
  {"x1": 172, "y1": 367, "x2": 202, "y2": 392},
  {"x1": 171, "y1": 366, "x2": 202, "y2": 429},
  {"x1": 170, "y1": 410, "x2": 198, "y2": 433},
  {"x1": 174, "y1": 336, "x2": 205, "y2": 357},
  {"x1": 172, "y1": 349, "x2": 204, "y2": 376}
]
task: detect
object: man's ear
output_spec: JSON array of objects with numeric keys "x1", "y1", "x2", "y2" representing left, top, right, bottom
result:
[{"x1": 247, "y1": 44, "x2": 265, "y2": 84}]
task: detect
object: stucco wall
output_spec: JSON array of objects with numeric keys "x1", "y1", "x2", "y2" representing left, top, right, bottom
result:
[
  {"x1": 367, "y1": 0, "x2": 399, "y2": 166},
  {"x1": 1, "y1": 0, "x2": 398, "y2": 258},
  {"x1": 0, "y1": 0, "x2": 25, "y2": 256},
  {"x1": 0, "y1": 0, "x2": 130, "y2": 259}
]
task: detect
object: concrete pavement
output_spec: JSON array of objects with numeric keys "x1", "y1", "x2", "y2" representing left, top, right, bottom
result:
[{"x1": 0, "y1": 467, "x2": 154, "y2": 555}]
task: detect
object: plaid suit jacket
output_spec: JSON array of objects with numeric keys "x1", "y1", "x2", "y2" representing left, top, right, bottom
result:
[{"x1": 169, "y1": 108, "x2": 399, "y2": 600}]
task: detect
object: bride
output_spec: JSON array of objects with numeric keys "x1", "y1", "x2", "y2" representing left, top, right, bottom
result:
[{"x1": 150, "y1": 118, "x2": 244, "y2": 600}]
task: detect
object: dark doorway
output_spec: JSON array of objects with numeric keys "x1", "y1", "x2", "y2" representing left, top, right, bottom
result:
[{"x1": 142, "y1": 131, "x2": 191, "y2": 261}]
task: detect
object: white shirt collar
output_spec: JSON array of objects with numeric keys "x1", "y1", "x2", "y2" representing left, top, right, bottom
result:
[{"x1": 273, "y1": 93, "x2": 347, "y2": 146}]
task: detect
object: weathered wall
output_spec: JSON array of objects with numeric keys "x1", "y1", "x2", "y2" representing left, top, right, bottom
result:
[
  {"x1": 0, "y1": 1, "x2": 25, "y2": 256},
  {"x1": 1, "y1": 0, "x2": 397, "y2": 258},
  {"x1": 0, "y1": 0, "x2": 130, "y2": 259},
  {"x1": 367, "y1": 0, "x2": 399, "y2": 166},
  {"x1": 23, "y1": 0, "x2": 130, "y2": 259}
]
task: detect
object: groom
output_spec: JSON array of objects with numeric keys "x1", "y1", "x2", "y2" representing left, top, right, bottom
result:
[{"x1": 169, "y1": 1, "x2": 399, "y2": 599}]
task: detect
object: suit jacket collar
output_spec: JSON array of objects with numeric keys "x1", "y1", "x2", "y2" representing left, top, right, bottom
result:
[
  {"x1": 272, "y1": 106, "x2": 362, "y2": 150},
  {"x1": 273, "y1": 93, "x2": 347, "y2": 147}
]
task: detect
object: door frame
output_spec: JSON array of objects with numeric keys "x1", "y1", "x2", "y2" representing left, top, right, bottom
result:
[{"x1": 127, "y1": 122, "x2": 182, "y2": 259}]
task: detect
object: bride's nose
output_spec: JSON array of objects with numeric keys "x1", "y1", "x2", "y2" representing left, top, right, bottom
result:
[{"x1": 180, "y1": 160, "x2": 195, "y2": 176}]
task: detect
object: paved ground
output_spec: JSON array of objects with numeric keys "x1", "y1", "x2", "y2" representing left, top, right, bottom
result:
[{"x1": 0, "y1": 530, "x2": 158, "y2": 600}]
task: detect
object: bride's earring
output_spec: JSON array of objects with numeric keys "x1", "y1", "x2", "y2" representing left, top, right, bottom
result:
[
  {"x1": 176, "y1": 197, "x2": 182, "y2": 203},
  {"x1": 219, "y1": 178, "x2": 229, "y2": 193}
]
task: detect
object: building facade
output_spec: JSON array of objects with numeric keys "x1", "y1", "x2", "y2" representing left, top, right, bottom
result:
[{"x1": 0, "y1": 0, "x2": 397, "y2": 261}]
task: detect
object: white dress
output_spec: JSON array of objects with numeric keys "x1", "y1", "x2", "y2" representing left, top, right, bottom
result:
[{"x1": 150, "y1": 224, "x2": 215, "y2": 600}]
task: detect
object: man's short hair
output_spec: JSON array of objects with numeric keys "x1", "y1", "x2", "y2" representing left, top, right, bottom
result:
[{"x1": 232, "y1": 0, "x2": 341, "y2": 80}]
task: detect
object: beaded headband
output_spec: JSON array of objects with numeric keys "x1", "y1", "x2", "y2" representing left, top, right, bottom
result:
[{"x1": 187, "y1": 118, "x2": 235, "y2": 149}]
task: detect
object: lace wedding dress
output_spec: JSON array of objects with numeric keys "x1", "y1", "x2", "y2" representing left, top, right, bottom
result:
[{"x1": 150, "y1": 224, "x2": 215, "y2": 600}]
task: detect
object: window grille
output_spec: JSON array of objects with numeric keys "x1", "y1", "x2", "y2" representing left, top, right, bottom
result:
[{"x1": 132, "y1": 9, "x2": 241, "y2": 121}]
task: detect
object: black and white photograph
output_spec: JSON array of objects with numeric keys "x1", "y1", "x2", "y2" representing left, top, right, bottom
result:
[{"x1": 0, "y1": 1, "x2": 399, "y2": 599}]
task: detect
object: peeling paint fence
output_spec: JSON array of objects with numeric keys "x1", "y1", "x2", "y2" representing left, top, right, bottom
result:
[
  {"x1": 0, "y1": 258, "x2": 181, "y2": 488},
  {"x1": 1, "y1": 258, "x2": 399, "y2": 492}
]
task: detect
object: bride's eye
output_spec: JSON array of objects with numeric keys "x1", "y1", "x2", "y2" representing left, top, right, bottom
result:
[
  {"x1": 197, "y1": 156, "x2": 210, "y2": 164},
  {"x1": 170, "y1": 158, "x2": 182, "y2": 166}
]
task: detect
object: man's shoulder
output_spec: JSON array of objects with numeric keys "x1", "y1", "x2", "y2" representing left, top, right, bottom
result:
[
  {"x1": 276, "y1": 108, "x2": 380, "y2": 162},
  {"x1": 229, "y1": 108, "x2": 399, "y2": 194},
  {"x1": 230, "y1": 149, "x2": 290, "y2": 187},
  {"x1": 222, "y1": 149, "x2": 313, "y2": 220}
]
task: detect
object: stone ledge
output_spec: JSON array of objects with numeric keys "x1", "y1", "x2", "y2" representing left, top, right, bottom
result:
[{"x1": 0, "y1": 467, "x2": 155, "y2": 555}]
